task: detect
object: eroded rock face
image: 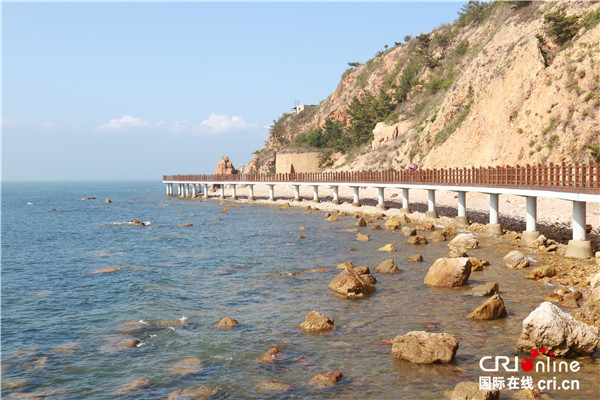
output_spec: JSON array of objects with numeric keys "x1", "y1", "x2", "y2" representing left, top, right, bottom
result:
[
  {"x1": 504, "y1": 250, "x2": 530, "y2": 269},
  {"x1": 375, "y1": 259, "x2": 400, "y2": 274},
  {"x1": 450, "y1": 382, "x2": 499, "y2": 400},
  {"x1": 299, "y1": 311, "x2": 335, "y2": 332},
  {"x1": 467, "y1": 294, "x2": 507, "y2": 320},
  {"x1": 328, "y1": 266, "x2": 376, "y2": 298},
  {"x1": 424, "y1": 257, "x2": 471, "y2": 287},
  {"x1": 392, "y1": 331, "x2": 458, "y2": 363},
  {"x1": 448, "y1": 233, "x2": 479, "y2": 249},
  {"x1": 516, "y1": 302, "x2": 599, "y2": 357}
]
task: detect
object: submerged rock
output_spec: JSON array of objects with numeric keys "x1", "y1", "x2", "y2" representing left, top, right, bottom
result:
[
  {"x1": 1, "y1": 377, "x2": 28, "y2": 391},
  {"x1": 90, "y1": 267, "x2": 119, "y2": 274},
  {"x1": 503, "y1": 250, "x2": 530, "y2": 269},
  {"x1": 448, "y1": 233, "x2": 478, "y2": 249},
  {"x1": 216, "y1": 317, "x2": 239, "y2": 328},
  {"x1": 468, "y1": 282, "x2": 499, "y2": 297},
  {"x1": 179, "y1": 223, "x2": 193, "y2": 227},
  {"x1": 50, "y1": 342, "x2": 82, "y2": 356},
  {"x1": 100, "y1": 336, "x2": 142, "y2": 353},
  {"x1": 424, "y1": 258, "x2": 471, "y2": 287},
  {"x1": 171, "y1": 357, "x2": 205, "y2": 375},
  {"x1": 328, "y1": 265, "x2": 376, "y2": 298},
  {"x1": 391, "y1": 331, "x2": 458, "y2": 363},
  {"x1": 309, "y1": 371, "x2": 343, "y2": 387},
  {"x1": 115, "y1": 378, "x2": 151, "y2": 396},
  {"x1": 516, "y1": 302, "x2": 599, "y2": 357},
  {"x1": 256, "y1": 380, "x2": 293, "y2": 392},
  {"x1": 168, "y1": 387, "x2": 215, "y2": 400},
  {"x1": 298, "y1": 311, "x2": 335, "y2": 332},
  {"x1": 375, "y1": 259, "x2": 399, "y2": 274},
  {"x1": 450, "y1": 381, "x2": 499, "y2": 400},
  {"x1": 256, "y1": 348, "x2": 281, "y2": 364},
  {"x1": 157, "y1": 316, "x2": 188, "y2": 327},
  {"x1": 467, "y1": 294, "x2": 507, "y2": 320}
]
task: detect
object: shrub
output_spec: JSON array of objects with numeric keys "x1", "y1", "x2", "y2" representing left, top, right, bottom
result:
[
  {"x1": 588, "y1": 145, "x2": 600, "y2": 162},
  {"x1": 454, "y1": 39, "x2": 469, "y2": 57},
  {"x1": 543, "y1": 11, "x2": 581, "y2": 45},
  {"x1": 457, "y1": 1, "x2": 493, "y2": 27},
  {"x1": 427, "y1": 76, "x2": 455, "y2": 94}
]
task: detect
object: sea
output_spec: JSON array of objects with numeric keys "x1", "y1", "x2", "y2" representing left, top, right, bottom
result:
[{"x1": 1, "y1": 181, "x2": 598, "y2": 399}]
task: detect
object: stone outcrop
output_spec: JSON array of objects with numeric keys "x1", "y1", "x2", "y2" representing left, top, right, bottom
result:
[
  {"x1": 448, "y1": 233, "x2": 478, "y2": 249},
  {"x1": 424, "y1": 257, "x2": 471, "y2": 287},
  {"x1": 375, "y1": 259, "x2": 400, "y2": 274},
  {"x1": 468, "y1": 282, "x2": 499, "y2": 297},
  {"x1": 214, "y1": 155, "x2": 237, "y2": 175},
  {"x1": 503, "y1": 250, "x2": 530, "y2": 269},
  {"x1": 467, "y1": 294, "x2": 507, "y2": 320},
  {"x1": 450, "y1": 382, "x2": 499, "y2": 400},
  {"x1": 516, "y1": 302, "x2": 599, "y2": 357},
  {"x1": 392, "y1": 331, "x2": 458, "y2": 364},
  {"x1": 299, "y1": 311, "x2": 335, "y2": 332},
  {"x1": 328, "y1": 265, "x2": 376, "y2": 298}
]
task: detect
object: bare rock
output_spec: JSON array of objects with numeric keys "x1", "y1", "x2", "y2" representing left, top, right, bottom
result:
[
  {"x1": 525, "y1": 266, "x2": 557, "y2": 280},
  {"x1": 503, "y1": 250, "x2": 530, "y2": 269},
  {"x1": 179, "y1": 223, "x2": 193, "y2": 227},
  {"x1": 299, "y1": 311, "x2": 335, "y2": 332},
  {"x1": 407, "y1": 235, "x2": 428, "y2": 245},
  {"x1": 309, "y1": 371, "x2": 343, "y2": 387},
  {"x1": 468, "y1": 282, "x2": 499, "y2": 297},
  {"x1": 356, "y1": 233, "x2": 370, "y2": 241},
  {"x1": 375, "y1": 259, "x2": 399, "y2": 274},
  {"x1": 353, "y1": 266, "x2": 370, "y2": 275},
  {"x1": 467, "y1": 294, "x2": 507, "y2": 320},
  {"x1": 448, "y1": 233, "x2": 479, "y2": 249},
  {"x1": 326, "y1": 215, "x2": 339, "y2": 221},
  {"x1": 450, "y1": 381, "x2": 499, "y2": 400},
  {"x1": 401, "y1": 226, "x2": 416, "y2": 236},
  {"x1": 214, "y1": 155, "x2": 237, "y2": 175},
  {"x1": 408, "y1": 254, "x2": 423, "y2": 262},
  {"x1": 391, "y1": 331, "x2": 458, "y2": 363},
  {"x1": 378, "y1": 244, "x2": 396, "y2": 252},
  {"x1": 105, "y1": 199, "x2": 113, "y2": 204},
  {"x1": 424, "y1": 257, "x2": 471, "y2": 287},
  {"x1": 429, "y1": 231, "x2": 446, "y2": 242},
  {"x1": 328, "y1": 266, "x2": 376, "y2": 298},
  {"x1": 516, "y1": 302, "x2": 599, "y2": 357},
  {"x1": 216, "y1": 317, "x2": 239, "y2": 328}
]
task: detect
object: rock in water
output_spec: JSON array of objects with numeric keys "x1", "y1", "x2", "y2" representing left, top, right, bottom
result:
[
  {"x1": 216, "y1": 317, "x2": 239, "y2": 328},
  {"x1": 115, "y1": 378, "x2": 151, "y2": 396},
  {"x1": 168, "y1": 386, "x2": 215, "y2": 400},
  {"x1": 391, "y1": 331, "x2": 458, "y2": 363},
  {"x1": 407, "y1": 235, "x2": 428, "y2": 245},
  {"x1": 424, "y1": 258, "x2": 471, "y2": 287},
  {"x1": 516, "y1": 302, "x2": 599, "y2": 357},
  {"x1": 355, "y1": 217, "x2": 367, "y2": 227},
  {"x1": 401, "y1": 227, "x2": 416, "y2": 236},
  {"x1": 467, "y1": 294, "x2": 507, "y2": 320},
  {"x1": 105, "y1": 198, "x2": 113, "y2": 204},
  {"x1": 384, "y1": 219, "x2": 401, "y2": 230},
  {"x1": 503, "y1": 250, "x2": 530, "y2": 269},
  {"x1": 298, "y1": 311, "x2": 335, "y2": 332},
  {"x1": 430, "y1": 231, "x2": 446, "y2": 242},
  {"x1": 468, "y1": 257, "x2": 489, "y2": 271},
  {"x1": 256, "y1": 380, "x2": 293, "y2": 392},
  {"x1": 449, "y1": 246, "x2": 468, "y2": 258},
  {"x1": 525, "y1": 265, "x2": 557, "y2": 279},
  {"x1": 450, "y1": 382, "x2": 499, "y2": 400},
  {"x1": 468, "y1": 282, "x2": 499, "y2": 297},
  {"x1": 378, "y1": 244, "x2": 396, "y2": 252},
  {"x1": 448, "y1": 233, "x2": 479, "y2": 249},
  {"x1": 375, "y1": 259, "x2": 399, "y2": 274},
  {"x1": 337, "y1": 261, "x2": 355, "y2": 269},
  {"x1": 328, "y1": 265, "x2": 376, "y2": 298},
  {"x1": 408, "y1": 254, "x2": 423, "y2": 262},
  {"x1": 256, "y1": 348, "x2": 281, "y2": 364},
  {"x1": 356, "y1": 233, "x2": 370, "y2": 241},
  {"x1": 309, "y1": 371, "x2": 343, "y2": 387},
  {"x1": 171, "y1": 357, "x2": 205, "y2": 375}
]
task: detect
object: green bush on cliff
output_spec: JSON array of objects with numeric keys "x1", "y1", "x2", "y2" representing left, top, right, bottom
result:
[
  {"x1": 544, "y1": 11, "x2": 581, "y2": 45},
  {"x1": 457, "y1": 1, "x2": 493, "y2": 27}
]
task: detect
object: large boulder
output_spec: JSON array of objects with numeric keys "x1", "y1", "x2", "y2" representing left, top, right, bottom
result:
[
  {"x1": 503, "y1": 250, "x2": 530, "y2": 269},
  {"x1": 424, "y1": 258, "x2": 471, "y2": 287},
  {"x1": 391, "y1": 331, "x2": 458, "y2": 363},
  {"x1": 448, "y1": 233, "x2": 479, "y2": 249},
  {"x1": 299, "y1": 311, "x2": 335, "y2": 332},
  {"x1": 450, "y1": 382, "x2": 499, "y2": 400},
  {"x1": 516, "y1": 302, "x2": 599, "y2": 357},
  {"x1": 467, "y1": 294, "x2": 507, "y2": 320},
  {"x1": 328, "y1": 266, "x2": 376, "y2": 298},
  {"x1": 375, "y1": 259, "x2": 400, "y2": 274}
]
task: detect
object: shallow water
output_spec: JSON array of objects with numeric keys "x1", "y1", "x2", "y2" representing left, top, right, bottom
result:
[{"x1": 1, "y1": 182, "x2": 598, "y2": 399}]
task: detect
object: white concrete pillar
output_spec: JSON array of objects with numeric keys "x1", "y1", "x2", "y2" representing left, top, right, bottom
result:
[
  {"x1": 219, "y1": 185, "x2": 225, "y2": 199},
  {"x1": 400, "y1": 188, "x2": 411, "y2": 214},
  {"x1": 425, "y1": 189, "x2": 438, "y2": 219},
  {"x1": 178, "y1": 184, "x2": 184, "y2": 198},
  {"x1": 166, "y1": 184, "x2": 170, "y2": 195},
  {"x1": 231, "y1": 184, "x2": 237, "y2": 200},
  {"x1": 332, "y1": 186, "x2": 340, "y2": 205},
  {"x1": 487, "y1": 193, "x2": 502, "y2": 236},
  {"x1": 268, "y1": 184, "x2": 275, "y2": 201},
  {"x1": 522, "y1": 196, "x2": 540, "y2": 244},
  {"x1": 312, "y1": 185, "x2": 320, "y2": 203},
  {"x1": 293, "y1": 185, "x2": 301, "y2": 201},
  {"x1": 455, "y1": 191, "x2": 469, "y2": 225},
  {"x1": 352, "y1": 187, "x2": 361, "y2": 207},
  {"x1": 248, "y1": 184, "x2": 255, "y2": 201},
  {"x1": 565, "y1": 201, "x2": 593, "y2": 258},
  {"x1": 191, "y1": 184, "x2": 197, "y2": 198},
  {"x1": 203, "y1": 184, "x2": 209, "y2": 199},
  {"x1": 184, "y1": 184, "x2": 189, "y2": 197},
  {"x1": 377, "y1": 187, "x2": 388, "y2": 210}
]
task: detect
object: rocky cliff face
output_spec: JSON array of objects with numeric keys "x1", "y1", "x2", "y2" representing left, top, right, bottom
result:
[{"x1": 248, "y1": 1, "x2": 600, "y2": 173}]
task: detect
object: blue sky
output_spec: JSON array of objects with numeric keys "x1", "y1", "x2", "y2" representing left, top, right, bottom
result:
[{"x1": 2, "y1": 1, "x2": 465, "y2": 181}]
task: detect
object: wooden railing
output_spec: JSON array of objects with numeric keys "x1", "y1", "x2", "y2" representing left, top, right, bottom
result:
[{"x1": 164, "y1": 162, "x2": 600, "y2": 194}]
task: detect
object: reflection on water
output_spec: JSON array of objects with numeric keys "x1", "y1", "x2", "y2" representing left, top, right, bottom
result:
[{"x1": 1, "y1": 182, "x2": 598, "y2": 399}]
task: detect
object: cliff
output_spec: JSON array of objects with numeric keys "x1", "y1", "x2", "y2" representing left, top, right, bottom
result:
[{"x1": 247, "y1": 1, "x2": 600, "y2": 173}]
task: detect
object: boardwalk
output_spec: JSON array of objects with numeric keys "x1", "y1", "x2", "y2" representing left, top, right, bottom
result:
[{"x1": 163, "y1": 162, "x2": 600, "y2": 258}]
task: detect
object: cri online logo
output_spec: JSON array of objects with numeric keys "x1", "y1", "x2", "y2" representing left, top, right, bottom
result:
[
  {"x1": 480, "y1": 348, "x2": 580, "y2": 373},
  {"x1": 521, "y1": 347, "x2": 555, "y2": 372}
]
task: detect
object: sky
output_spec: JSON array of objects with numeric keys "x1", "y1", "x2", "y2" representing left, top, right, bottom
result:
[{"x1": 2, "y1": 1, "x2": 466, "y2": 182}]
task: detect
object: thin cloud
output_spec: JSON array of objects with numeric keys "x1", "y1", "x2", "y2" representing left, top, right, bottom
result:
[{"x1": 98, "y1": 115, "x2": 150, "y2": 130}]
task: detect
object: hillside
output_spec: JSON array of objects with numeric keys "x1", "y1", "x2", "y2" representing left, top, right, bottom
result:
[{"x1": 247, "y1": 1, "x2": 600, "y2": 174}]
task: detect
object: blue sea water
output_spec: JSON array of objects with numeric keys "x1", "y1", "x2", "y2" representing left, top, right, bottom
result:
[{"x1": 1, "y1": 181, "x2": 598, "y2": 399}]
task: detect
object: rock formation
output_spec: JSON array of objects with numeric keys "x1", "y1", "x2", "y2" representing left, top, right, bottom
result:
[
  {"x1": 392, "y1": 331, "x2": 458, "y2": 364},
  {"x1": 375, "y1": 259, "x2": 400, "y2": 274},
  {"x1": 298, "y1": 311, "x2": 335, "y2": 332},
  {"x1": 424, "y1": 257, "x2": 471, "y2": 287},
  {"x1": 328, "y1": 265, "x2": 376, "y2": 298}
]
